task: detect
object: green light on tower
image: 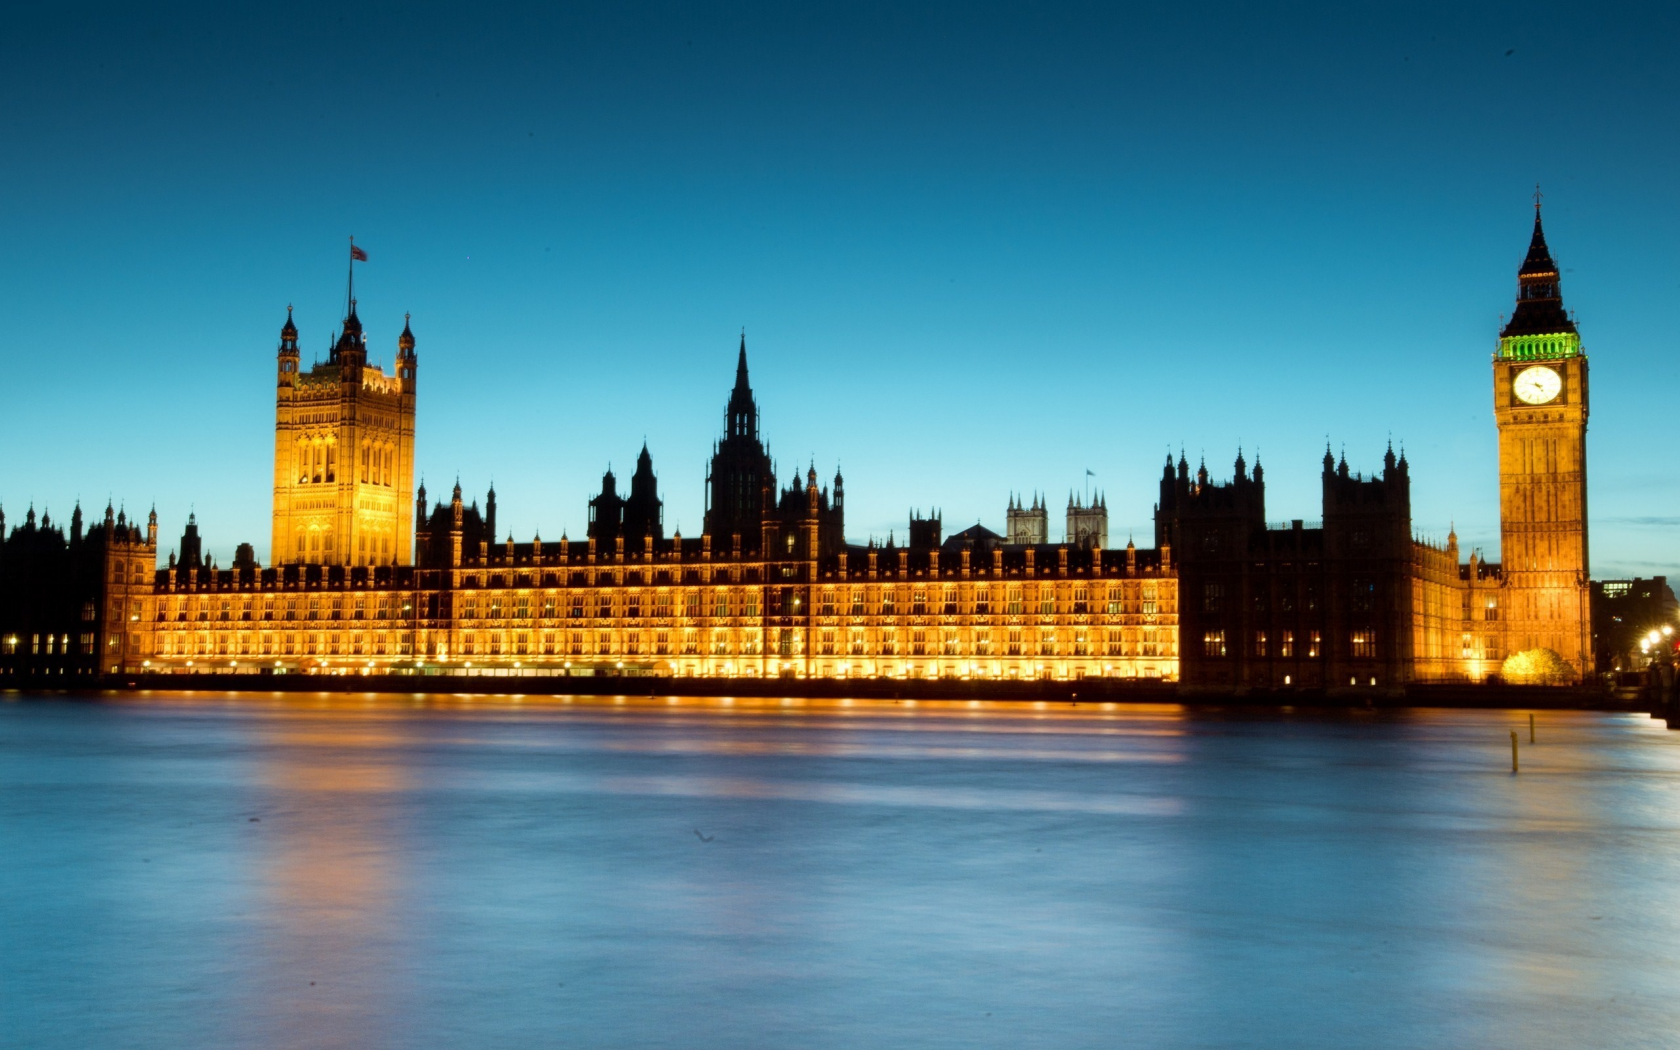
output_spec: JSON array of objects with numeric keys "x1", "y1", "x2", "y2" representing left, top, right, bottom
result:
[{"x1": 1499, "y1": 330, "x2": 1581, "y2": 361}]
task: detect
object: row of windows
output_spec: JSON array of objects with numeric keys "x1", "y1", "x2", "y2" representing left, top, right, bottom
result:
[
  {"x1": 1, "y1": 633, "x2": 96, "y2": 656},
  {"x1": 1200, "y1": 629, "x2": 1379, "y2": 660},
  {"x1": 159, "y1": 633, "x2": 414, "y2": 657},
  {"x1": 292, "y1": 439, "x2": 399, "y2": 488},
  {"x1": 109, "y1": 562, "x2": 149, "y2": 585},
  {"x1": 445, "y1": 574, "x2": 1168, "y2": 605},
  {"x1": 158, "y1": 595, "x2": 414, "y2": 621},
  {"x1": 154, "y1": 587, "x2": 1175, "y2": 623},
  {"x1": 150, "y1": 626, "x2": 1172, "y2": 661}
]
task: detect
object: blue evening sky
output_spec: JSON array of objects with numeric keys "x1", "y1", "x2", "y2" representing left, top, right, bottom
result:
[{"x1": 1, "y1": 3, "x2": 1675, "y2": 576}]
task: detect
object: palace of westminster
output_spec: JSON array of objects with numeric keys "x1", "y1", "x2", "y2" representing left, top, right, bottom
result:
[{"x1": 0, "y1": 207, "x2": 1601, "y2": 689}]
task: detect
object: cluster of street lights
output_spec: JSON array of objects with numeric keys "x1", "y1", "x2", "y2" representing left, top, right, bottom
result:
[{"x1": 1640, "y1": 624, "x2": 1676, "y2": 659}]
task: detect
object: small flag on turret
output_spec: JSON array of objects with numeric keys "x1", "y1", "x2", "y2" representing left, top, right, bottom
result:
[{"x1": 350, "y1": 244, "x2": 368, "y2": 262}]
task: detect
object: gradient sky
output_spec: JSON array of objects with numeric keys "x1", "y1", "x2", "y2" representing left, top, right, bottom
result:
[{"x1": 1, "y1": 3, "x2": 1675, "y2": 576}]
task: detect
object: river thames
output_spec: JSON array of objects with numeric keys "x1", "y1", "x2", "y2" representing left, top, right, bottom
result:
[{"x1": 2, "y1": 693, "x2": 1677, "y2": 1049}]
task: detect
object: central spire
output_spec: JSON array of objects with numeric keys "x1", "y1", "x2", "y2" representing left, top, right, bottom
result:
[
  {"x1": 725, "y1": 331, "x2": 758, "y2": 441},
  {"x1": 734, "y1": 330, "x2": 750, "y2": 392},
  {"x1": 706, "y1": 333, "x2": 772, "y2": 543}
]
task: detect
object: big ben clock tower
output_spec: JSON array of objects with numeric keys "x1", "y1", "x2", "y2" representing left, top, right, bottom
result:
[{"x1": 1493, "y1": 197, "x2": 1591, "y2": 677}]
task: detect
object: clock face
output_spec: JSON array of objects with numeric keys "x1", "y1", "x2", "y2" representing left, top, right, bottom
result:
[{"x1": 1513, "y1": 365, "x2": 1562, "y2": 405}]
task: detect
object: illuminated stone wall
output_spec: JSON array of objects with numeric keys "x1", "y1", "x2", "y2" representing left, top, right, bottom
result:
[{"x1": 144, "y1": 541, "x2": 1180, "y2": 681}]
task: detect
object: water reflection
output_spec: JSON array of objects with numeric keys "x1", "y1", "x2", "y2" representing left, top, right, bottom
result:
[
  {"x1": 2, "y1": 695, "x2": 1678, "y2": 1049},
  {"x1": 228, "y1": 716, "x2": 414, "y2": 1050}
]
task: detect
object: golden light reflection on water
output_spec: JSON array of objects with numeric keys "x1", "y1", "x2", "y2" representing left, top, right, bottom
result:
[
  {"x1": 113, "y1": 688, "x2": 1191, "y2": 721},
  {"x1": 239, "y1": 717, "x2": 414, "y2": 1048},
  {"x1": 116, "y1": 692, "x2": 1196, "y2": 784}
]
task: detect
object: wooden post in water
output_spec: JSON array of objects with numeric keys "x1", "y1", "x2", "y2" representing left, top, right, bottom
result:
[
  {"x1": 1511, "y1": 731, "x2": 1519, "y2": 773},
  {"x1": 1529, "y1": 713, "x2": 1535, "y2": 744}
]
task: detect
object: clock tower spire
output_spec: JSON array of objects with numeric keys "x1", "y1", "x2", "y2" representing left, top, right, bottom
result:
[{"x1": 1493, "y1": 194, "x2": 1591, "y2": 679}]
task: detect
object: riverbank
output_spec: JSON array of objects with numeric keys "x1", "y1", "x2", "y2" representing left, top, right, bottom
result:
[{"x1": 1, "y1": 670, "x2": 1659, "y2": 714}]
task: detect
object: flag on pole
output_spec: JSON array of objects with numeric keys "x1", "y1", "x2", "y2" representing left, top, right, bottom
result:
[{"x1": 350, "y1": 244, "x2": 369, "y2": 262}]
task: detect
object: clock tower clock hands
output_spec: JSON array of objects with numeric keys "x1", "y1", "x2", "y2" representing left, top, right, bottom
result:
[{"x1": 1513, "y1": 365, "x2": 1561, "y2": 406}]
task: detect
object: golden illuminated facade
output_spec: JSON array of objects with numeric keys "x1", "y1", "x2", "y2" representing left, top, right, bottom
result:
[
  {"x1": 1492, "y1": 203, "x2": 1592, "y2": 677},
  {"x1": 271, "y1": 302, "x2": 417, "y2": 568},
  {"x1": 144, "y1": 530, "x2": 1180, "y2": 681}
]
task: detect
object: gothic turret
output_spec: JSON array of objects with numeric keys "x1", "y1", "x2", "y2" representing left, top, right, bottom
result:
[
  {"x1": 396, "y1": 313, "x2": 418, "y2": 388},
  {"x1": 179, "y1": 513, "x2": 203, "y2": 570},
  {"x1": 909, "y1": 509, "x2": 942, "y2": 550},
  {"x1": 332, "y1": 299, "x2": 366, "y2": 368},
  {"x1": 622, "y1": 443, "x2": 664, "y2": 545},
  {"x1": 277, "y1": 305, "x2": 301, "y2": 389},
  {"x1": 588, "y1": 468, "x2": 624, "y2": 545}
]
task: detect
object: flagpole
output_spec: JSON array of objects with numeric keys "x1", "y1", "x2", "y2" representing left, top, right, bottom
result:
[{"x1": 347, "y1": 235, "x2": 355, "y2": 316}]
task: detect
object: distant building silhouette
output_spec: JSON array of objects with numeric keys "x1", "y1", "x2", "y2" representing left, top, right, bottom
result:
[
  {"x1": 1006, "y1": 494, "x2": 1047, "y2": 545},
  {"x1": 1066, "y1": 493, "x2": 1107, "y2": 550}
]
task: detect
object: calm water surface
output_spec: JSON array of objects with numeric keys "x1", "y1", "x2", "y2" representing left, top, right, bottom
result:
[{"x1": 2, "y1": 693, "x2": 1678, "y2": 1049}]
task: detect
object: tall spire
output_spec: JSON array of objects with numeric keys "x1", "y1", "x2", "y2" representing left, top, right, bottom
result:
[
  {"x1": 1500, "y1": 193, "x2": 1577, "y2": 342},
  {"x1": 724, "y1": 332, "x2": 759, "y2": 441}
]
